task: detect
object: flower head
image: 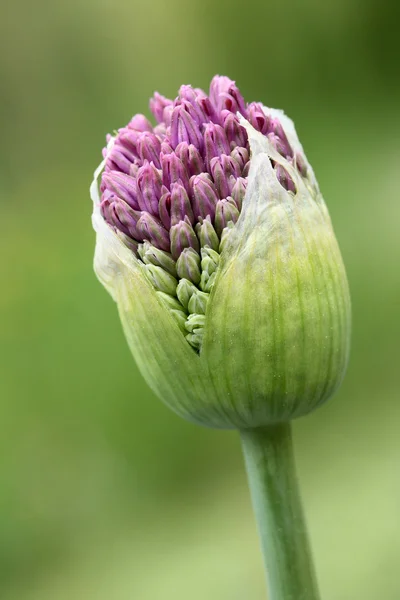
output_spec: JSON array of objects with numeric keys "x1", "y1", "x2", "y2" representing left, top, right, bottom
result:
[{"x1": 91, "y1": 75, "x2": 351, "y2": 428}]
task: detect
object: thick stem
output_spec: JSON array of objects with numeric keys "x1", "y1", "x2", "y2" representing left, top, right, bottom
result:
[{"x1": 240, "y1": 423, "x2": 320, "y2": 600}]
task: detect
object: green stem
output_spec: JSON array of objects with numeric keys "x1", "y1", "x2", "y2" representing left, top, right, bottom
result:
[{"x1": 240, "y1": 423, "x2": 320, "y2": 600}]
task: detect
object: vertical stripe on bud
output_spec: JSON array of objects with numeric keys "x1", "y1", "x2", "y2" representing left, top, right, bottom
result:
[
  {"x1": 170, "y1": 216, "x2": 200, "y2": 260},
  {"x1": 136, "y1": 161, "x2": 163, "y2": 215},
  {"x1": 295, "y1": 152, "x2": 308, "y2": 177},
  {"x1": 150, "y1": 92, "x2": 173, "y2": 124},
  {"x1": 101, "y1": 196, "x2": 141, "y2": 240},
  {"x1": 187, "y1": 289, "x2": 209, "y2": 315},
  {"x1": 247, "y1": 102, "x2": 270, "y2": 134},
  {"x1": 218, "y1": 222, "x2": 234, "y2": 253},
  {"x1": 210, "y1": 155, "x2": 240, "y2": 198},
  {"x1": 274, "y1": 164, "x2": 296, "y2": 193},
  {"x1": 214, "y1": 198, "x2": 239, "y2": 237},
  {"x1": 231, "y1": 177, "x2": 247, "y2": 211},
  {"x1": 200, "y1": 271, "x2": 217, "y2": 293},
  {"x1": 158, "y1": 190, "x2": 172, "y2": 230},
  {"x1": 102, "y1": 171, "x2": 140, "y2": 210},
  {"x1": 156, "y1": 291, "x2": 186, "y2": 313},
  {"x1": 170, "y1": 105, "x2": 204, "y2": 151},
  {"x1": 176, "y1": 278, "x2": 197, "y2": 310},
  {"x1": 195, "y1": 216, "x2": 220, "y2": 252},
  {"x1": 144, "y1": 264, "x2": 178, "y2": 296},
  {"x1": 185, "y1": 331, "x2": 204, "y2": 350},
  {"x1": 268, "y1": 118, "x2": 294, "y2": 158},
  {"x1": 222, "y1": 112, "x2": 248, "y2": 148},
  {"x1": 105, "y1": 146, "x2": 135, "y2": 174},
  {"x1": 184, "y1": 313, "x2": 206, "y2": 332},
  {"x1": 117, "y1": 129, "x2": 140, "y2": 155},
  {"x1": 184, "y1": 314, "x2": 206, "y2": 350},
  {"x1": 209, "y1": 76, "x2": 247, "y2": 116},
  {"x1": 170, "y1": 182, "x2": 194, "y2": 226},
  {"x1": 192, "y1": 174, "x2": 219, "y2": 221},
  {"x1": 161, "y1": 153, "x2": 190, "y2": 193},
  {"x1": 138, "y1": 240, "x2": 177, "y2": 276},
  {"x1": 176, "y1": 247, "x2": 201, "y2": 285},
  {"x1": 230, "y1": 147, "x2": 249, "y2": 172},
  {"x1": 177, "y1": 88, "x2": 212, "y2": 125},
  {"x1": 197, "y1": 96, "x2": 221, "y2": 125},
  {"x1": 136, "y1": 212, "x2": 170, "y2": 252},
  {"x1": 203, "y1": 123, "x2": 230, "y2": 170},
  {"x1": 175, "y1": 142, "x2": 205, "y2": 177},
  {"x1": 200, "y1": 246, "x2": 220, "y2": 274},
  {"x1": 137, "y1": 132, "x2": 162, "y2": 168}
]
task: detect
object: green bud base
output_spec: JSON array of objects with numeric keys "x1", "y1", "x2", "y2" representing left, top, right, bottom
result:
[{"x1": 240, "y1": 423, "x2": 320, "y2": 600}]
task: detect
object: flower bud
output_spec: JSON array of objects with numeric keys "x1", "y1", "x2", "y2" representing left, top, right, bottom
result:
[
  {"x1": 185, "y1": 313, "x2": 206, "y2": 333},
  {"x1": 92, "y1": 75, "x2": 351, "y2": 430},
  {"x1": 161, "y1": 152, "x2": 190, "y2": 192},
  {"x1": 156, "y1": 291, "x2": 185, "y2": 312},
  {"x1": 102, "y1": 171, "x2": 140, "y2": 210},
  {"x1": 230, "y1": 177, "x2": 247, "y2": 211},
  {"x1": 214, "y1": 197, "x2": 240, "y2": 236},
  {"x1": 187, "y1": 289, "x2": 209, "y2": 315},
  {"x1": 136, "y1": 161, "x2": 162, "y2": 215},
  {"x1": 170, "y1": 105, "x2": 203, "y2": 150},
  {"x1": 199, "y1": 270, "x2": 216, "y2": 293},
  {"x1": 223, "y1": 112, "x2": 247, "y2": 148},
  {"x1": 201, "y1": 246, "x2": 220, "y2": 274},
  {"x1": 144, "y1": 264, "x2": 178, "y2": 296},
  {"x1": 100, "y1": 195, "x2": 140, "y2": 240},
  {"x1": 210, "y1": 155, "x2": 240, "y2": 198},
  {"x1": 247, "y1": 101, "x2": 270, "y2": 134},
  {"x1": 195, "y1": 216, "x2": 220, "y2": 251},
  {"x1": 176, "y1": 247, "x2": 201, "y2": 285},
  {"x1": 192, "y1": 174, "x2": 219, "y2": 221},
  {"x1": 137, "y1": 132, "x2": 162, "y2": 168},
  {"x1": 174, "y1": 142, "x2": 205, "y2": 176},
  {"x1": 136, "y1": 212, "x2": 170, "y2": 252},
  {"x1": 230, "y1": 147, "x2": 249, "y2": 172},
  {"x1": 138, "y1": 241, "x2": 177, "y2": 276},
  {"x1": 176, "y1": 278, "x2": 197, "y2": 309},
  {"x1": 150, "y1": 92, "x2": 173, "y2": 124},
  {"x1": 169, "y1": 217, "x2": 199, "y2": 260},
  {"x1": 203, "y1": 123, "x2": 230, "y2": 170}
]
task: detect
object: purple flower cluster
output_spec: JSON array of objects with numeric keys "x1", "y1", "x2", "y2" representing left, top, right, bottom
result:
[{"x1": 100, "y1": 75, "x2": 306, "y2": 257}]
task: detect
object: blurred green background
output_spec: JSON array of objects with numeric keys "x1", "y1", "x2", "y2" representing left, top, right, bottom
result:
[{"x1": 1, "y1": 0, "x2": 399, "y2": 598}]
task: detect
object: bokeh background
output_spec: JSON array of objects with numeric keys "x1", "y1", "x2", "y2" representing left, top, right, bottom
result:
[{"x1": 1, "y1": 0, "x2": 400, "y2": 598}]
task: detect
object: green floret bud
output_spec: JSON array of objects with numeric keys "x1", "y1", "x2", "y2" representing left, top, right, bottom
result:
[
  {"x1": 195, "y1": 216, "x2": 220, "y2": 251},
  {"x1": 176, "y1": 247, "x2": 201, "y2": 285},
  {"x1": 187, "y1": 289, "x2": 209, "y2": 315},
  {"x1": 184, "y1": 313, "x2": 206, "y2": 333},
  {"x1": 176, "y1": 278, "x2": 197, "y2": 310},
  {"x1": 201, "y1": 246, "x2": 220, "y2": 275},
  {"x1": 138, "y1": 241, "x2": 177, "y2": 276},
  {"x1": 156, "y1": 291, "x2": 186, "y2": 313},
  {"x1": 144, "y1": 264, "x2": 178, "y2": 296},
  {"x1": 199, "y1": 270, "x2": 217, "y2": 293}
]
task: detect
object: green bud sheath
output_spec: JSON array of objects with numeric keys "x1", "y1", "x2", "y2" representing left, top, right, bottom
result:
[
  {"x1": 201, "y1": 114, "x2": 351, "y2": 426},
  {"x1": 91, "y1": 111, "x2": 350, "y2": 429}
]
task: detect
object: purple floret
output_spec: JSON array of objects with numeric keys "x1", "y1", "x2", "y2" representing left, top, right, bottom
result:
[{"x1": 100, "y1": 75, "x2": 305, "y2": 255}]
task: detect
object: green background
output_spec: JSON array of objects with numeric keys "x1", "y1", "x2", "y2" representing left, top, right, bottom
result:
[{"x1": 1, "y1": 0, "x2": 399, "y2": 598}]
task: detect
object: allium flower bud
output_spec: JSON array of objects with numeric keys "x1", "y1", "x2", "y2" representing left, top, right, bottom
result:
[{"x1": 92, "y1": 75, "x2": 351, "y2": 429}]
